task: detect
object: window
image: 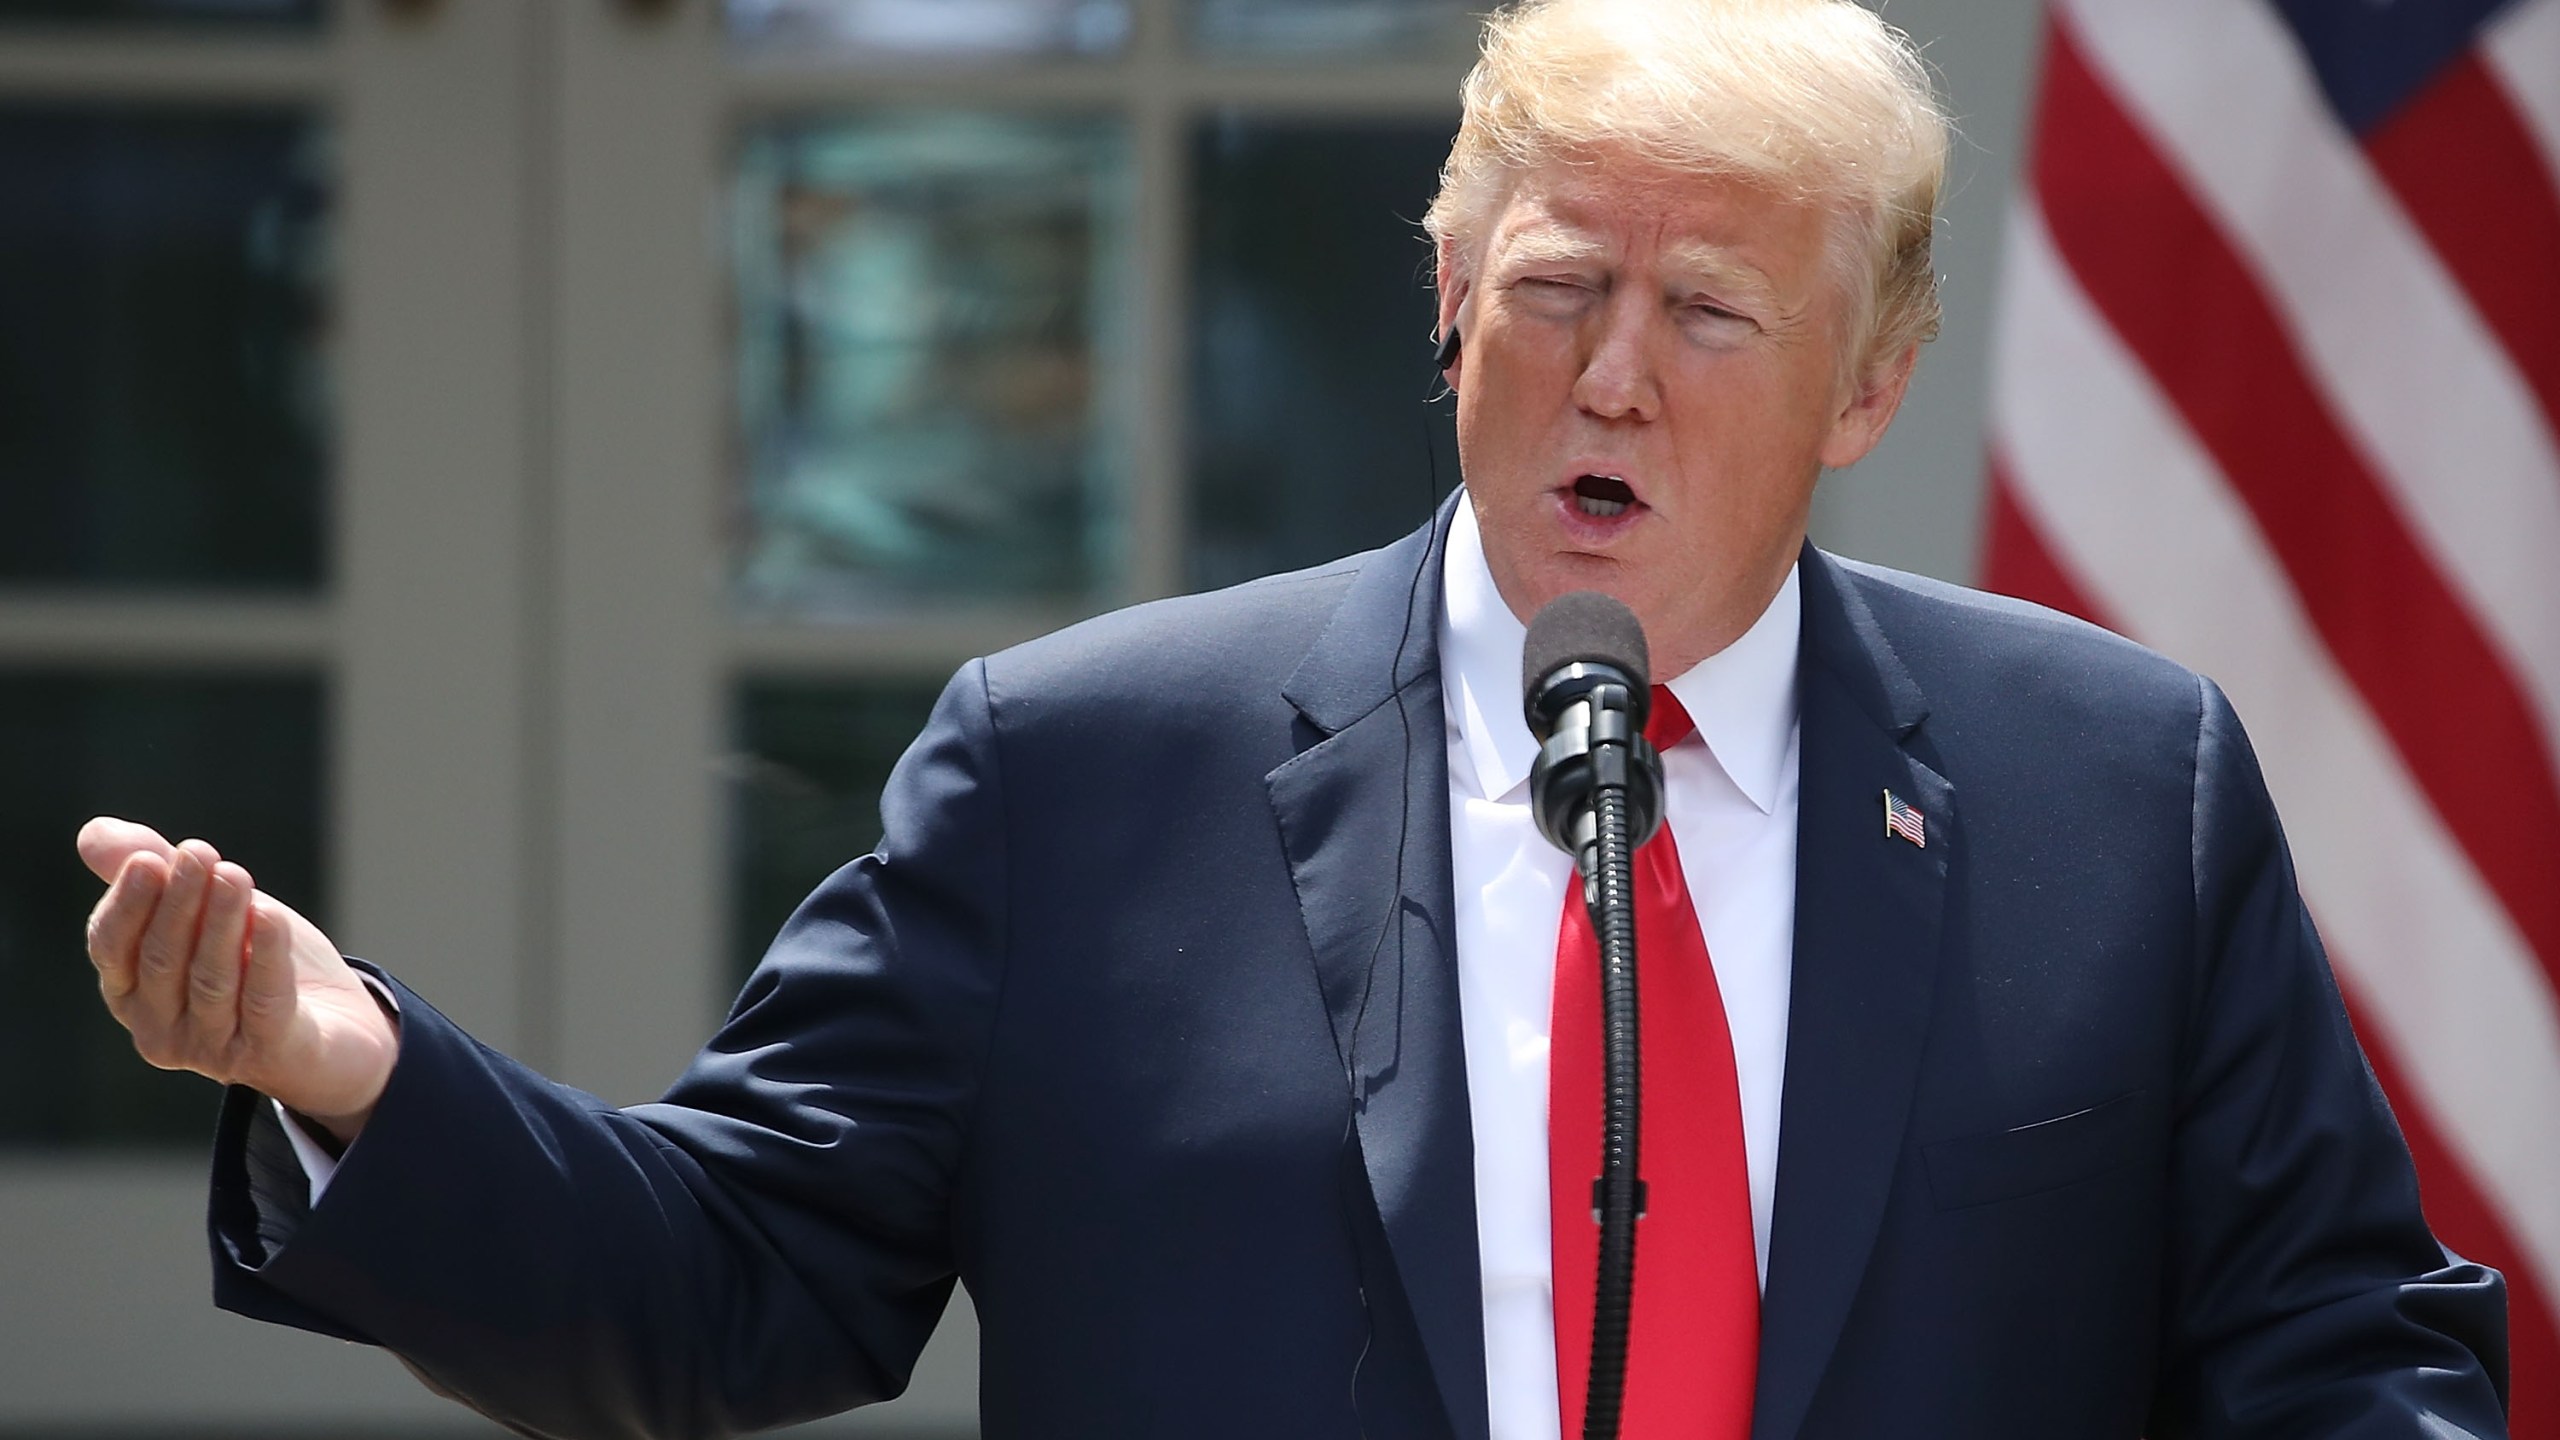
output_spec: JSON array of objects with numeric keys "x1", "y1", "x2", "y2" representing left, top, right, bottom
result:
[{"x1": 0, "y1": 100, "x2": 334, "y2": 1147}]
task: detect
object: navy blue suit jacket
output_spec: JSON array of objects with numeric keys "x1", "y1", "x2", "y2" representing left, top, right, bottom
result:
[{"x1": 209, "y1": 507, "x2": 2507, "y2": 1438}]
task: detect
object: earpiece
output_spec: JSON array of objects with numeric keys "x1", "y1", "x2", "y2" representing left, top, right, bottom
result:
[{"x1": 1433, "y1": 325, "x2": 1462, "y2": 372}]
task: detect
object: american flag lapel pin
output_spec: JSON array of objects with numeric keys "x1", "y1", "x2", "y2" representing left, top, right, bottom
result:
[{"x1": 1882, "y1": 789, "x2": 1927, "y2": 848}]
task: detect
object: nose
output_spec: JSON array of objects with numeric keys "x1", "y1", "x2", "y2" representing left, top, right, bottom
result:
[{"x1": 1570, "y1": 288, "x2": 1661, "y2": 423}]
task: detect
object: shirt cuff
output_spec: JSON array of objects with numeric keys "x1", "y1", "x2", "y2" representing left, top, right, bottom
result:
[
  {"x1": 274, "y1": 1098, "x2": 342, "y2": 1206},
  {"x1": 270, "y1": 972, "x2": 402, "y2": 1208}
]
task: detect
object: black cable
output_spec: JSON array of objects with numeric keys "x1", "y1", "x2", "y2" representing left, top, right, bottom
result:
[{"x1": 1335, "y1": 330, "x2": 1456, "y2": 1440}]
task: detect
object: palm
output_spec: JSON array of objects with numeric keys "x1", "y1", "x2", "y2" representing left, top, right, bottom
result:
[{"x1": 228, "y1": 895, "x2": 398, "y2": 1119}]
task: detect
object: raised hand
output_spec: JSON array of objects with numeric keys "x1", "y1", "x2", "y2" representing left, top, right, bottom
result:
[{"x1": 78, "y1": 817, "x2": 399, "y2": 1145}]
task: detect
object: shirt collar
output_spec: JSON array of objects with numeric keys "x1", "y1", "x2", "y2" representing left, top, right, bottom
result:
[{"x1": 1439, "y1": 494, "x2": 1801, "y2": 813}]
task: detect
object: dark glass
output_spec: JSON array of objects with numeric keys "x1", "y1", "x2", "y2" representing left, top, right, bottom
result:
[
  {"x1": 729, "y1": 0, "x2": 1129, "y2": 58},
  {"x1": 0, "y1": 671, "x2": 327, "y2": 1147},
  {"x1": 730, "y1": 113, "x2": 1132, "y2": 614},
  {"x1": 727, "y1": 678, "x2": 948, "y2": 984},
  {"x1": 0, "y1": 104, "x2": 331, "y2": 590},
  {"x1": 1189, "y1": 0, "x2": 1478, "y2": 59},
  {"x1": 1186, "y1": 115, "x2": 1460, "y2": 592},
  {"x1": 0, "y1": 0, "x2": 321, "y2": 29}
]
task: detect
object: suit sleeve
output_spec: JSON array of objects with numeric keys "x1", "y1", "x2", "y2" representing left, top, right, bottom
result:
[
  {"x1": 208, "y1": 659, "x2": 1012, "y2": 1440},
  {"x1": 2149, "y1": 675, "x2": 2508, "y2": 1437}
]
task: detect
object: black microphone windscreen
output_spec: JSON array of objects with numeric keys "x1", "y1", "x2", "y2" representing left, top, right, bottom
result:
[{"x1": 1521, "y1": 590, "x2": 1650, "y2": 699}]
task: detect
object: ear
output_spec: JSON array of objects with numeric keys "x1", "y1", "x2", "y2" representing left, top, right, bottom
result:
[
  {"x1": 1816, "y1": 341, "x2": 1918, "y2": 470},
  {"x1": 1434, "y1": 236, "x2": 1472, "y2": 383}
]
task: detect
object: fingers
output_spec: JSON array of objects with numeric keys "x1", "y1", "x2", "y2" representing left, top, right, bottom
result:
[
  {"x1": 84, "y1": 833, "x2": 301, "y2": 1092},
  {"x1": 131, "y1": 840, "x2": 222, "y2": 1038},
  {"x1": 76, "y1": 816, "x2": 175, "y2": 885},
  {"x1": 86, "y1": 850, "x2": 168, "y2": 1003},
  {"x1": 182, "y1": 862, "x2": 256, "y2": 1057}
]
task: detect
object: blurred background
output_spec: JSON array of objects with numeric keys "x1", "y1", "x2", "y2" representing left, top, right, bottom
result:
[{"x1": 3, "y1": 0, "x2": 2551, "y2": 1435}]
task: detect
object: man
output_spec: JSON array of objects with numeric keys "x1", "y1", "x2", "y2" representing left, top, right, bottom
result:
[{"x1": 77, "y1": 1, "x2": 2506, "y2": 1436}]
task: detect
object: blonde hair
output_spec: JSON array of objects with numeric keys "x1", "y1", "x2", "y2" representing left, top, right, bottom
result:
[{"x1": 1424, "y1": 0, "x2": 1950, "y2": 382}]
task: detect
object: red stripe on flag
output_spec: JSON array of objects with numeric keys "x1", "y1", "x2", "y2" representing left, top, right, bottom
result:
[
  {"x1": 1981, "y1": 457, "x2": 2107, "y2": 626},
  {"x1": 2349, "y1": 978, "x2": 2559, "y2": 1437},
  {"x1": 2032, "y1": 17, "x2": 2560, "y2": 994},
  {"x1": 2363, "y1": 53, "x2": 2560, "y2": 447}
]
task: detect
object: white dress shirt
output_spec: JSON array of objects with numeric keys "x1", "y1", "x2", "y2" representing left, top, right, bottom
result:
[{"x1": 1440, "y1": 499, "x2": 1801, "y2": 1440}]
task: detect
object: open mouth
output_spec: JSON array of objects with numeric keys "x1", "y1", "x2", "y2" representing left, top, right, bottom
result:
[{"x1": 1572, "y1": 474, "x2": 1638, "y2": 518}]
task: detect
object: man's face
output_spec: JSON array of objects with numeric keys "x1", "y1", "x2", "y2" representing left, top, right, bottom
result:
[{"x1": 1440, "y1": 153, "x2": 1913, "y2": 677}]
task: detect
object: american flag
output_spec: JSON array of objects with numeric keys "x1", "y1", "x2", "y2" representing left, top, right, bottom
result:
[
  {"x1": 1882, "y1": 790, "x2": 1926, "y2": 849},
  {"x1": 1982, "y1": 0, "x2": 2560, "y2": 1427}
]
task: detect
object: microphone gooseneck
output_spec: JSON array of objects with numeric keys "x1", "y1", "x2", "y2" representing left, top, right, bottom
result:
[{"x1": 1522, "y1": 591, "x2": 1665, "y2": 1440}]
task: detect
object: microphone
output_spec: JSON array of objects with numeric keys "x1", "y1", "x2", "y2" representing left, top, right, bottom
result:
[
  {"x1": 1522, "y1": 590, "x2": 1663, "y2": 1440},
  {"x1": 1523, "y1": 591, "x2": 1666, "y2": 888}
]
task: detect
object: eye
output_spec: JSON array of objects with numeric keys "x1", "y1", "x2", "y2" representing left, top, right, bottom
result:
[
  {"x1": 1680, "y1": 299, "x2": 1760, "y2": 341},
  {"x1": 1683, "y1": 296, "x2": 1750, "y2": 323},
  {"x1": 1510, "y1": 274, "x2": 1596, "y2": 317}
]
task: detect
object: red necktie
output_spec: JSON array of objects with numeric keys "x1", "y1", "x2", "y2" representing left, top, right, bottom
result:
[{"x1": 1549, "y1": 688, "x2": 1758, "y2": 1439}]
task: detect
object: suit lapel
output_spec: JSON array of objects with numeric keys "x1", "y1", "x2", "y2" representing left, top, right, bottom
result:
[
  {"x1": 1265, "y1": 501, "x2": 1490, "y2": 1440},
  {"x1": 1753, "y1": 548, "x2": 1953, "y2": 1440}
]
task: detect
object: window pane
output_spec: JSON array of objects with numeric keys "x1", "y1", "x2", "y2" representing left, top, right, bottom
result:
[
  {"x1": 727, "y1": 678, "x2": 948, "y2": 984},
  {"x1": 0, "y1": 0, "x2": 320, "y2": 30},
  {"x1": 731, "y1": 114, "x2": 1132, "y2": 614},
  {"x1": 0, "y1": 672, "x2": 327, "y2": 1148},
  {"x1": 0, "y1": 105, "x2": 332, "y2": 591},
  {"x1": 1189, "y1": 0, "x2": 1478, "y2": 59},
  {"x1": 1187, "y1": 115, "x2": 1459, "y2": 592},
  {"x1": 729, "y1": 0, "x2": 1128, "y2": 59}
]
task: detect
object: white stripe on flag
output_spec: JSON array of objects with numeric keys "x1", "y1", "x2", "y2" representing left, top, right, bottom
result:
[
  {"x1": 1991, "y1": 200, "x2": 2560, "y2": 1286},
  {"x1": 2488, "y1": 0, "x2": 2560, "y2": 185},
  {"x1": 2059, "y1": 0, "x2": 2560, "y2": 766}
]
